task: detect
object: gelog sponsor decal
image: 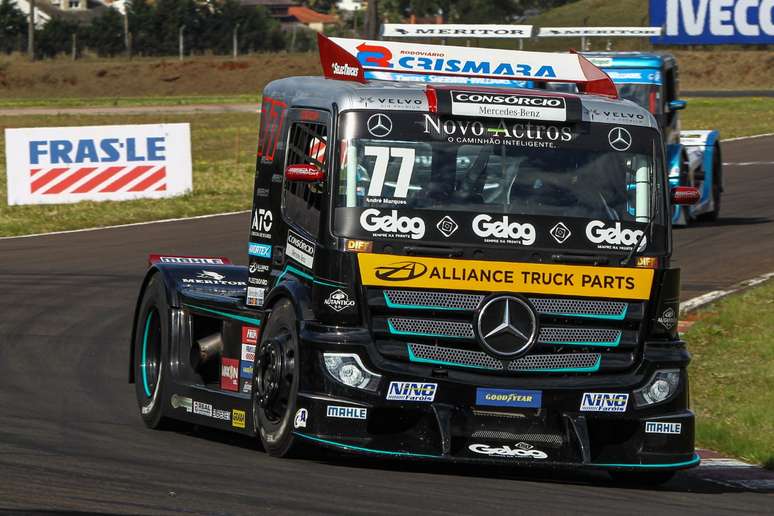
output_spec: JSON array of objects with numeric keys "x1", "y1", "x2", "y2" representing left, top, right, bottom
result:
[
  {"x1": 359, "y1": 208, "x2": 425, "y2": 240},
  {"x1": 468, "y1": 442, "x2": 548, "y2": 459},
  {"x1": 472, "y1": 214, "x2": 536, "y2": 246},
  {"x1": 286, "y1": 230, "x2": 315, "y2": 268},
  {"x1": 386, "y1": 381, "x2": 437, "y2": 402},
  {"x1": 586, "y1": 220, "x2": 646, "y2": 252},
  {"x1": 476, "y1": 388, "x2": 542, "y2": 408},
  {"x1": 580, "y1": 392, "x2": 629, "y2": 413},
  {"x1": 358, "y1": 253, "x2": 654, "y2": 300}
]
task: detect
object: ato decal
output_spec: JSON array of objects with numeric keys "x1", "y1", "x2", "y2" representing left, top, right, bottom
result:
[{"x1": 357, "y1": 253, "x2": 654, "y2": 300}]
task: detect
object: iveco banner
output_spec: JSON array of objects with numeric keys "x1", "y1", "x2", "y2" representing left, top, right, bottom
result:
[
  {"x1": 650, "y1": 0, "x2": 774, "y2": 44},
  {"x1": 5, "y1": 123, "x2": 192, "y2": 205}
]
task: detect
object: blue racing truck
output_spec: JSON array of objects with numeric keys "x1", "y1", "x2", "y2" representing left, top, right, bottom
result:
[{"x1": 576, "y1": 52, "x2": 722, "y2": 225}]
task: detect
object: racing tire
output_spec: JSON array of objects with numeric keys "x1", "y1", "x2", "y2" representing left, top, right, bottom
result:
[
  {"x1": 133, "y1": 275, "x2": 173, "y2": 429},
  {"x1": 251, "y1": 299, "x2": 305, "y2": 458},
  {"x1": 699, "y1": 145, "x2": 722, "y2": 222},
  {"x1": 609, "y1": 470, "x2": 676, "y2": 486}
]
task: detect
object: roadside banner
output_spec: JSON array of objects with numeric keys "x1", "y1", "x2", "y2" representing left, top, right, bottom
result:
[
  {"x1": 5, "y1": 123, "x2": 192, "y2": 205},
  {"x1": 538, "y1": 27, "x2": 663, "y2": 37},
  {"x1": 650, "y1": 0, "x2": 774, "y2": 44},
  {"x1": 382, "y1": 24, "x2": 533, "y2": 38}
]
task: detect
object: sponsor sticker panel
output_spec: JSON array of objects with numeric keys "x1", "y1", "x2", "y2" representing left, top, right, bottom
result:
[
  {"x1": 476, "y1": 388, "x2": 542, "y2": 408},
  {"x1": 468, "y1": 442, "x2": 548, "y2": 459},
  {"x1": 358, "y1": 253, "x2": 654, "y2": 300},
  {"x1": 580, "y1": 392, "x2": 629, "y2": 413},
  {"x1": 286, "y1": 230, "x2": 315, "y2": 268},
  {"x1": 326, "y1": 405, "x2": 368, "y2": 419},
  {"x1": 386, "y1": 381, "x2": 437, "y2": 402},
  {"x1": 220, "y1": 358, "x2": 240, "y2": 392}
]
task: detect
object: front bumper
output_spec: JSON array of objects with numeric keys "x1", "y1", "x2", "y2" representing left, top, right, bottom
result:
[{"x1": 294, "y1": 327, "x2": 697, "y2": 470}]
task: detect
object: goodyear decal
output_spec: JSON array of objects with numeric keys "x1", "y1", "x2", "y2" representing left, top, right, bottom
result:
[{"x1": 357, "y1": 254, "x2": 653, "y2": 300}]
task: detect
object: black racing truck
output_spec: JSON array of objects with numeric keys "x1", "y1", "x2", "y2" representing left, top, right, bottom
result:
[{"x1": 129, "y1": 35, "x2": 701, "y2": 484}]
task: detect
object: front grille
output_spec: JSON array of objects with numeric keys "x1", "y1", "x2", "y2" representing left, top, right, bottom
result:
[
  {"x1": 384, "y1": 290, "x2": 484, "y2": 311},
  {"x1": 388, "y1": 317, "x2": 474, "y2": 339},
  {"x1": 373, "y1": 288, "x2": 643, "y2": 376},
  {"x1": 408, "y1": 343, "x2": 600, "y2": 372},
  {"x1": 382, "y1": 289, "x2": 628, "y2": 319},
  {"x1": 528, "y1": 297, "x2": 627, "y2": 319},
  {"x1": 538, "y1": 327, "x2": 621, "y2": 346}
]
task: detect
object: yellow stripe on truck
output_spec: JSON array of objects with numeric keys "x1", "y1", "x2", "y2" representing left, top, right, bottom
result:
[{"x1": 357, "y1": 254, "x2": 654, "y2": 300}]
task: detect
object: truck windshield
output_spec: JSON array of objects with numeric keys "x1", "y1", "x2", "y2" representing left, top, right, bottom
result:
[{"x1": 334, "y1": 111, "x2": 665, "y2": 252}]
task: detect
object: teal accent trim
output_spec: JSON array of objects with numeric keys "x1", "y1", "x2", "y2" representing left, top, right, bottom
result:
[
  {"x1": 275, "y1": 265, "x2": 341, "y2": 288},
  {"x1": 388, "y1": 320, "x2": 467, "y2": 339},
  {"x1": 407, "y1": 345, "x2": 491, "y2": 370},
  {"x1": 293, "y1": 432, "x2": 441, "y2": 458},
  {"x1": 542, "y1": 305, "x2": 628, "y2": 321},
  {"x1": 593, "y1": 453, "x2": 700, "y2": 469},
  {"x1": 540, "y1": 334, "x2": 622, "y2": 348},
  {"x1": 522, "y1": 355, "x2": 601, "y2": 373},
  {"x1": 141, "y1": 314, "x2": 152, "y2": 397},
  {"x1": 383, "y1": 292, "x2": 465, "y2": 311},
  {"x1": 185, "y1": 304, "x2": 261, "y2": 326},
  {"x1": 406, "y1": 346, "x2": 602, "y2": 373}
]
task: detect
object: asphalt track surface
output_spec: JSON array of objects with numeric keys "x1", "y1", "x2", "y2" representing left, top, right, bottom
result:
[{"x1": 0, "y1": 137, "x2": 773, "y2": 515}]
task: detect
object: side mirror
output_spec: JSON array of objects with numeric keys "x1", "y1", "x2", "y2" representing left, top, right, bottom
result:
[
  {"x1": 670, "y1": 186, "x2": 700, "y2": 205},
  {"x1": 285, "y1": 163, "x2": 324, "y2": 182},
  {"x1": 668, "y1": 99, "x2": 687, "y2": 111}
]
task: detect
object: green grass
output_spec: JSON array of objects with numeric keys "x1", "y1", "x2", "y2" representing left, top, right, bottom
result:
[
  {"x1": 0, "y1": 95, "x2": 258, "y2": 109},
  {"x1": 685, "y1": 279, "x2": 774, "y2": 468},
  {"x1": 680, "y1": 97, "x2": 774, "y2": 139},
  {"x1": 0, "y1": 112, "x2": 258, "y2": 236}
]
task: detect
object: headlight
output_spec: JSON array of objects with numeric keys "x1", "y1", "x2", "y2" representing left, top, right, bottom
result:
[
  {"x1": 633, "y1": 369, "x2": 681, "y2": 407},
  {"x1": 323, "y1": 353, "x2": 381, "y2": 392}
]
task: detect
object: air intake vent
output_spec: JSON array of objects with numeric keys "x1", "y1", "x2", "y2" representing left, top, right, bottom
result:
[
  {"x1": 389, "y1": 318, "x2": 475, "y2": 339},
  {"x1": 408, "y1": 343, "x2": 600, "y2": 372},
  {"x1": 538, "y1": 327, "x2": 622, "y2": 346},
  {"x1": 384, "y1": 290, "x2": 484, "y2": 311},
  {"x1": 528, "y1": 297, "x2": 627, "y2": 319}
]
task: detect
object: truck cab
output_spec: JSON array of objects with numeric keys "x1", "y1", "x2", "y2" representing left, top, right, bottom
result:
[{"x1": 130, "y1": 36, "x2": 701, "y2": 484}]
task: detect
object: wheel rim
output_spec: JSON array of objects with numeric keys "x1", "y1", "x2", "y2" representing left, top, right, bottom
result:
[
  {"x1": 253, "y1": 330, "x2": 295, "y2": 424},
  {"x1": 140, "y1": 309, "x2": 162, "y2": 400}
]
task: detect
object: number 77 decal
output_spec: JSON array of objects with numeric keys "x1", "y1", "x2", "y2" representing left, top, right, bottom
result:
[{"x1": 364, "y1": 146, "x2": 416, "y2": 198}]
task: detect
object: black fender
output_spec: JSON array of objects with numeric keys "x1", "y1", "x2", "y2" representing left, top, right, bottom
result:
[
  {"x1": 265, "y1": 270, "x2": 313, "y2": 327},
  {"x1": 128, "y1": 263, "x2": 248, "y2": 383}
]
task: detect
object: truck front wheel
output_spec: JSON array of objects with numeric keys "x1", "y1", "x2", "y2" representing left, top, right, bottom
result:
[
  {"x1": 133, "y1": 275, "x2": 172, "y2": 429},
  {"x1": 251, "y1": 299, "x2": 304, "y2": 457}
]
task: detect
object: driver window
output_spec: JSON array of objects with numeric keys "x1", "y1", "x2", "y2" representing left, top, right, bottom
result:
[{"x1": 283, "y1": 122, "x2": 327, "y2": 238}]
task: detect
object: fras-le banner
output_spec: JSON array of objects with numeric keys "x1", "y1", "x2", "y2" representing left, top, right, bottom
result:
[
  {"x1": 357, "y1": 254, "x2": 654, "y2": 300},
  {"x1": 5, "y1": 123, "x2": 192, "y2": 205}
]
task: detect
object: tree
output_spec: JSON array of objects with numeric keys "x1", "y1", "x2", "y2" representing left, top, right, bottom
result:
[
  {"x1": 86, "y1": 7, "x2": 124, "y2": 56},
  {"x1": 0, "y1": 0, "x2": 26, "y2": 53},
  {"x1": 35, "y1": 18, "x2": 81, "y2": 58}
]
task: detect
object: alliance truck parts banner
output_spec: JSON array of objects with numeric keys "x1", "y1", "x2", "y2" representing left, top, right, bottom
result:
[
  {"x1": 5, "y1": 123, "x2": 192, "y2": 205},
  {"x1": 357, "y1": 253, "x2": 655, "y2": 300}
]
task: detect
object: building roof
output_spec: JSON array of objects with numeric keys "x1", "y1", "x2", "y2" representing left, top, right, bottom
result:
[{"x1": 288, "y1": 6, "x2": 338, "y2": 24}]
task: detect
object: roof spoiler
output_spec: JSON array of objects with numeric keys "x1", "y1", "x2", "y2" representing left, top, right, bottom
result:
[{"x1": 317, "y1": 33, "x2": 618, "y2": 98}]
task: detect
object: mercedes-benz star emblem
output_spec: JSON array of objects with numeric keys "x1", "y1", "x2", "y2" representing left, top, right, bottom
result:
[
  {"x1": 367, "y1": 113, "x2": 392, "y2": 138},
  {"x1": 608, "y1": 127, "x2": 632, "y2": 152},
  {"x1": 476, "y1": 296, "x2": 537, "y2": 359}
]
